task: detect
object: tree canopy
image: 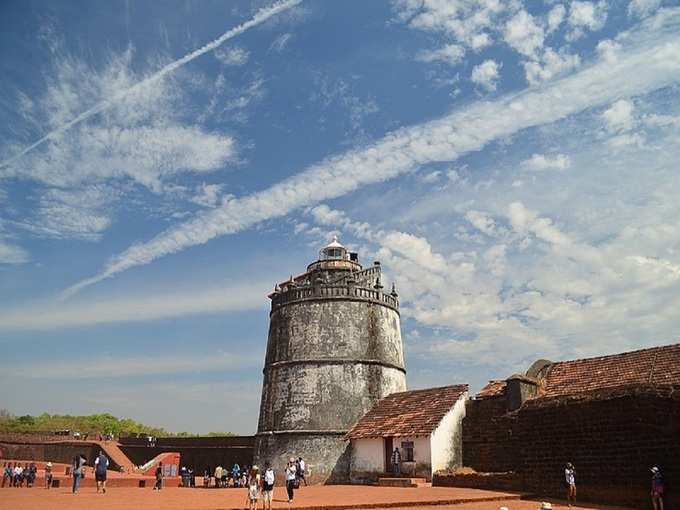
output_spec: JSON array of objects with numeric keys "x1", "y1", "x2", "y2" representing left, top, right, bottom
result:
[{"x1": 0, "y1": 409, "x2": 233, "y2": 437}]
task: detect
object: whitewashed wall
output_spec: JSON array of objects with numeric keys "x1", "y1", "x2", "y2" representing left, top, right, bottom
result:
[
  {"x1": 430, "y1": 393, "x2": 467, "y2": 472},
  {"x1": 350, "y1": 437, "x2": 384, "y2": 473}
]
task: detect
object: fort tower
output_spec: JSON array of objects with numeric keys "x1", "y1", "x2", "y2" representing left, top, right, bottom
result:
[{"x1": 254, "y1": 238, "x2": 406, "y2": 482}]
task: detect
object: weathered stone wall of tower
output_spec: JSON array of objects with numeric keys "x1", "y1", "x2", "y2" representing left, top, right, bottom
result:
[{"x1": 255, "y1": 283, "x2": 406, "y2": 483}]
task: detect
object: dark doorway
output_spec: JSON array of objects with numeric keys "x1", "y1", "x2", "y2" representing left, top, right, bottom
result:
[{"x1": 384, "y1": 437, "x2": 393, "y2": 473}]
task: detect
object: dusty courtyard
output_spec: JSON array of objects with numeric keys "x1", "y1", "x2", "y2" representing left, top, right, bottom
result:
[{"x1": 0, "y1": 484, "x2": 633, "y2": 510}]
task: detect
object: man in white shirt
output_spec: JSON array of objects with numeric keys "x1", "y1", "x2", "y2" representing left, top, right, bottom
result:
[{"x1": 285, "y1": 457, "x2": 297, "y2": 503}]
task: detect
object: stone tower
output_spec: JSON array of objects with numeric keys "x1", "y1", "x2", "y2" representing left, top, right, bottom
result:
[{"x1": 254, "y1": 238, "x2": 406, "y2": 482}]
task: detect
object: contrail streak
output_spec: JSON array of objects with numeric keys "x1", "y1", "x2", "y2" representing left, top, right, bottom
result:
[
  {"x1": 0, "y1": 0, "x2": 301, "y2": 171},
  {"x1": 60, "y1": 7, "x2": 680, "y2": 299}
]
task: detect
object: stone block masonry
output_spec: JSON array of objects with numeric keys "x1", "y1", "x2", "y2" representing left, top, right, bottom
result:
[
  {"x1": 254, "y1": 240, "x2": 407, "y2": 482},
  {"x1": 461, "y1": 385, "x2": 680, "y2": 508}
]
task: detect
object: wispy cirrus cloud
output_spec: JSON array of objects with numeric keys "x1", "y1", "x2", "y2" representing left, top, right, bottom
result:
[
  {"x1": 61, "y1": 8, "x2": 680, "y2": 298},
  {"x1": 2, "y1": 351, "x2": 261, "y2": 380},
  {"x1": 0, "y1": 0, "x2": 300, "y2": 170},
  {"x1": 0, "y1": 280, "x2": 268, "y2": 330}
]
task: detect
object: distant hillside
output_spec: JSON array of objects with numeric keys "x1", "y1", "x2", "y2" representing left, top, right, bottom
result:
[{"x1": 0, "y1": 409, "x2": 233, "y2": 437}]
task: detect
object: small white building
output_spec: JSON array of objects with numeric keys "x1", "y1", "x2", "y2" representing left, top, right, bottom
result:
[{"x1": 346, "y1": 385, "x2": 468, "y2": 483}]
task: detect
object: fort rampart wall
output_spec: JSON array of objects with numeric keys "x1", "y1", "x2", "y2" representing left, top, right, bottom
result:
[{"x1": 451, "y1": 384, "x2": 680, "y2": 508}]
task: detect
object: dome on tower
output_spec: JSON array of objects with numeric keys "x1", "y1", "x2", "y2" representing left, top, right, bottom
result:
[{"x1": 320, "y1": 236, "x2": 347, "y2": 260}]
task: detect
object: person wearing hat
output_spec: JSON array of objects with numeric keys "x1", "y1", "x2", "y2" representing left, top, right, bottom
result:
[
  {"x1": 285, "y1": 457, "x2": 297, "y2": 503},
  {"x1": 651, "y1": 466, "x2": 665, "y2": 510},
  {"x1": 44, "y1": 462, "x2": 53, "y2": 489},
  {"x1": 565, "y1": 462, "x2": 576, "y2": 507}
]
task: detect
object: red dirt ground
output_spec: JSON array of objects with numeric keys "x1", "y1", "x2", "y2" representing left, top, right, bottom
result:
[{"x1": 0, "y1": 484, "x2": 633, "y2": 510}]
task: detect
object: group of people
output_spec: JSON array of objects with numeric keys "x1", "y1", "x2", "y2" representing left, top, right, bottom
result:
[
  {"x1": 2, "y1": 462, "x2": 42, "y2": 488},
  {"x1": 245, "y1": 457, "x2": 304, "y2": 509},
  {"x1": 190, "y1": 456, "x2": 307, "y2": 508},
  {"x1": 563, "y1": 462, "x2": 666, "y2": 509},
  {"x1": 71, "y1": 451, "x2": 109, "y2": 494}
]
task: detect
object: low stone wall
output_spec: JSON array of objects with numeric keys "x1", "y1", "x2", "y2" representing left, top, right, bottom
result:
[
  {"x1": 0, "y1": 441, "x2": 104, "y2": 469},
  {"x1": 120, "y1": 444, "x2": 253, "y2": 474},
  {"x1": 461, "y1": 385, "x2": 680, "y2": 509}
]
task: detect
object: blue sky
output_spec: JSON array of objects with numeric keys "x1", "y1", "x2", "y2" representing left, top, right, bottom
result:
[{"x1": 1, "y1": 0, "x2": 680, "y2": 433}]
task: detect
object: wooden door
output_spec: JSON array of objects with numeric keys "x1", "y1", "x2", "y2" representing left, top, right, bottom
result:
[{"x1": 384, "y1": 437, "x2": 393, "y2": 474}]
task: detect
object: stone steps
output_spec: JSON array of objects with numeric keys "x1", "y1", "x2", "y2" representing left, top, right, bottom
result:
[{"x1": 377, "y1": 477, "x2": 428, "y2": 488}]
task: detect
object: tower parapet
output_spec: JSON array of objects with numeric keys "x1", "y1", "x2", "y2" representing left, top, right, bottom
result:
[{"x1": 254, "y1": 238, "x2": 407, "y2": 483}]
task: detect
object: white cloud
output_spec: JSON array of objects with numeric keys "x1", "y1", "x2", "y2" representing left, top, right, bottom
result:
[
  {"x1": 0, "y1": 238, "x2": 29, "y2": 264},
  {"x1": 416, "y1": 44, "x2": 465, "y2": 66},
  {"x1": 504, "y1": 10, "x2": 545, "y2": 58},
  {"x1": 628, "y1": 0, "x2": 663, "y2": 18},
  {"x1": 596, "y1": 39, "x2": 622, "y2": 64},
  {"x1": 465, "y1": 210, "x2": 500, "y2": 237},
  {"x1": 224, "y1": 77, "x2": 267, "y2": 112},
  {"x1": 191, "y1": 183, "x2": 225, "y2": 208},
  {"x1": 471, "y1": 60, "x2": 500, "y2": 91},
  {"x1": 63, "y1": 9, "x2": 680, "y2": 296},
  {"x1": 3, "y1": 351, "x2": 260, "y2": 380},
  {"x1": 602, "y1": 99, "x2": 635, "y2": 132},
  {"x1": 18, "y1": 186, "x2": 115, "y2": 241},
  {"x1": 391, "y1": 0, "x2": 507, "y2": 51},
  {"x1": 0, "y1": 281, "x2": 267, "y2": 330},
  {"x1": 567, "y1": 1, "x2": 608, "y2": 40},
  {"x1": 214, "y1": 46, "x2": 250, "y2": 66},
  {"x1": 521, "y1": 153, "x2": 571, "y2": 171},
  {"x1": 523, "y1": 47, "x2": 580, "y2": 86},
  {"x1": 2, "y1": 50, "x2": 236, "y2": 193},
  {"x1": 547, "y1": 4, "x2": 566, "y2": 33},
  {"x1": 421, "y1": 170, "x2": 443, "y2": 183},
  {"x1": 0, "y1": 0, "x2": 301, "y2": 169},
  {"x1": 269, "y1": 32, "x2": 293, "y2": 52}
]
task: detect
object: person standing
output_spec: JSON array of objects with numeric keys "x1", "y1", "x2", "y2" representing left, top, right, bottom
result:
[
  {"x1": 651, "y1": 466, "x2": 665, "y2": 510},
  {"x1": 262, "y1": 462, "x2": 275, "y2": 510},
  {"x1": 2, "y1": 463, "x2": 11, "y2": 488},
  {"x1": 45, "y1": 462, "x2": 53, "y2": 489},
  {"x1": 285, "y1": 457, "x2": 297, "y2": 503},
  {"x1": 72, "y1": 454, "x2": 86, "y2": 494},
  {"x1": 13, "y1": 463, "x2": 22, "y2": 487},
  {"x1": 246, "y1": 465, "x2": 260, "y2": 510},
  {"x1": 94, "y1": 451, "x2": 109, "y2": 493},
  {"x1": 214, "y1": 465, "x2": 223, "y2": 488},
  {"x1": 232, "y1": 463, "x2": 241, "y2": 488},
  {"x1": 391, "y1": 447, "x2": 401, "y2": 476},
  {"x1": 565, "y1": 462, "x2": 576, "y2": 507},
  {"x1": 26, "y1": 463, "x2": 36, "y2": 487},
  {"x1": 154, "y1": 462, "x2": 163, "y2": 491},
  {"x1": 296, "y1": 457, "x2": 307, "y2": 486}
]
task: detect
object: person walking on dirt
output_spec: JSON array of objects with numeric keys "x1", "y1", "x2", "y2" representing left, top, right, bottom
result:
[
  {"x1": 94, "y1": 451, "x2": 109, "y2": 493},
  {"x1": 262, "y1": 462, "x2": 275, "y2": 510},
  {"x1": 72, "y1": 454, "x2": 86, "y2": 494},
  {"x1": 45, "y1": 462, "x2": 53, "y2": 489},
  {"x1": 296, "y1": 457, "x2": 307, "y2": 486},
  {"x1": 651, "y1": 466, "x2": 665, "y2": 510},
  {"x1": 565, "y1": 462, "x2": 576, "y2": 507},
  {"x1": 2, "y1": 463, "x2": 12, "y2": 488},
  {"x1": 285, "y1": 457, "x2": 297, "y2": 503},
  {"x1": 245, "y1": 465, "x2": 260, "y2": 510},
  {"x1": 154, "y1": 462, "x2": 164, "y2": 490}
]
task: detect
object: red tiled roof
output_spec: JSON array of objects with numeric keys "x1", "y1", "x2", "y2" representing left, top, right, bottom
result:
[
  {"x1": 542, "y1": 343, "x2": 680, "y2": 398},
  {"x1": 346, "y1": 385, "x2": 468, "y2": 440},
  {"x1": 475, "y1": 380, "x2": 506, "y2": 398}
]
